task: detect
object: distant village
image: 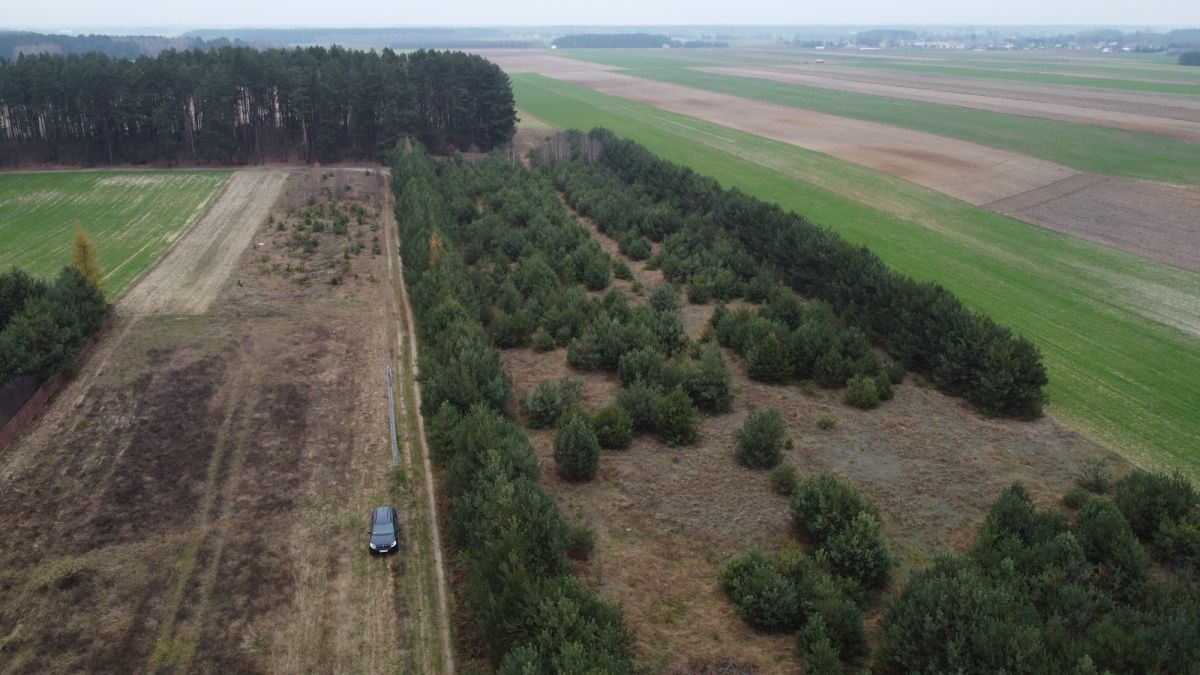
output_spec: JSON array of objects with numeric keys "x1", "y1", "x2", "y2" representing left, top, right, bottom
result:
[{"x1": 790, "y1": 28, "x2": 1200, "y2": 54}]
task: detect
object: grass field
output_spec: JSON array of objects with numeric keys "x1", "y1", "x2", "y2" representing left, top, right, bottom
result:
[
  {"x1": 0, "y1": 170, "x2": 231, "y2": 297},
  {"x1": 512, "y1": 73, "x2": 1200, "y2": 478},
  {"x1": 569, "y1": 64, "x2": 1200, "y2": 185}
]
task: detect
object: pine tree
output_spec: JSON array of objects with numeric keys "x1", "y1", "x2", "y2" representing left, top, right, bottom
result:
[{"x1": 554, "y1": 413, "x2": 601, "y2": 480}]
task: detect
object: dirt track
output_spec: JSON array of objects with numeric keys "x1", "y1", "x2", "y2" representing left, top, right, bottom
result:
[
  {"x1": 120, "y1": 169, "x2": 288, "y2": 315},
  {"x1": 0, "y1": 169, "x2": 425, "y2": 673},
  {"x1": 700, "y1": 64, "x2": 1200, "y2": 143}
]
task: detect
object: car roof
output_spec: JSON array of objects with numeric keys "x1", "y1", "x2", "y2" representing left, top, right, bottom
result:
[{"x1": 372, "y1": 506, "x2": 393, "y2": 522}]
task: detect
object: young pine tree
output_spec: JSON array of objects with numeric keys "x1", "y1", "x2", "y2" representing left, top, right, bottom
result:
[
  {"x1": 71, "y1": 223, "x2": 105, "y2": 293},
  {"x1": 554, "y1": 413, "x2": 601, "y2": 480}
]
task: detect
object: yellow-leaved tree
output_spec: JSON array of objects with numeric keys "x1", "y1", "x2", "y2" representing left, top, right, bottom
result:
[{"x1": 71, "y1": 222, "x2": 105, "y2": 293}]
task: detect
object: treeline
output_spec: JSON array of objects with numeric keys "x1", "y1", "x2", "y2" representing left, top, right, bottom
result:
[
  {"x1": 553, "y1": 129, "x2": 1047, "y2": 418},
  {"x1": 0, "y1": 31, "x2": 236, "y2": 61},
  {"x1": 1181, "y1": 51, "x2": 1200, "y2": 66},
  {"x1": 390, "y1": 144, "x2": 633, "y2": 671},
  {"x1": 0, "y1": 267, "x2": 108, "y2": 381},
  {"x1": 0, "y1": 46, "x2": 515, "y2": 167}
]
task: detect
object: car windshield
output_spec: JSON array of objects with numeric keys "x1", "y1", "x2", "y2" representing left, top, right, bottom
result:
[{"x1": 372, "y1": 525, "x2": 392, "y2": 536}]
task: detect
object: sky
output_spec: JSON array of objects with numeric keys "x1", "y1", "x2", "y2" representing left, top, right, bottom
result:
[{"x1": 5, "y1": 0, "x2": 1197, "y2": 31}]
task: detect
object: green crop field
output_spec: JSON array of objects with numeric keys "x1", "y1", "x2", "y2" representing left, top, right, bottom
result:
[
  {"x1": 561, "y1": 62, "x2": 1200, "y2": 185},
  {"x1": 0, "y1": 170, "x2": 231, "y2": 297},
  {"x1": 837, "y1": 60, "x2": 1200, "y2": 95},
  {"x1": 512, "y1": 73, "x2": 1200, "y2": 478}
]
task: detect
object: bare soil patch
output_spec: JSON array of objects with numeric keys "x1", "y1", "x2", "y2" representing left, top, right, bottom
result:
[
  {"x1": 987, "y1": 175, "x2": 1200, "y2": 272},
  {"x1": 493, "y1": 208, "x2": 1131, "y2": 672},
  {"x1": 120, "y1": 169, "x2": 288, "y2": 316},
  {"x1": 700, "y1": 65, "x2": 1200, "y2": 143},
  {"x1": 0, "y1": 169, "x2": 411, "y2": 674}
]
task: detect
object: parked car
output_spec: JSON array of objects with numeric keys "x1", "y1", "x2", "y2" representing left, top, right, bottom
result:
[{"x1": 368, "y1": 505, "x2": 400, "y2": 554}]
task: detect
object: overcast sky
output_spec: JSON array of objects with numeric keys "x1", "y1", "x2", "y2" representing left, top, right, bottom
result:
[{"x1": 5, "y1": 0, "x2": 1197, "y2": 31}]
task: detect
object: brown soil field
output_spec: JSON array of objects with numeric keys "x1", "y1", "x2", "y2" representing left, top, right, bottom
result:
[
  {"x1": 986, "y1": 175, "x2": 1200, "y2": 272},
  {"x1": 753, "y1": 61, "x2": 1200, "y2": 120},
  {"x1": 0, "y1": 169, "x2": 425, "y2": 673},
  {"x1": 699, "y1": 65, "x2": 1200, "y2": 143},
  {"x1": 496, "y1": 52, "x2": 1200, "y2": 272},
  {"x1": 120, "y1": 169, "x2": 288, "y2": 316},
  {"x1": 492, "y1": 52, "x2": 1078, "y2": 206},
  {"x1": 497, "y1": 198, "x2": 1131, "y2": 673}
]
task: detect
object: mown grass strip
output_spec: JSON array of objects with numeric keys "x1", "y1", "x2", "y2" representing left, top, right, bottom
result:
[
  {"x1": 0, "y1": 170, "x2": 231, "y2": 298},
  {"x1": 511, "y1": 73, "x2": 1200, "y2": 478}
]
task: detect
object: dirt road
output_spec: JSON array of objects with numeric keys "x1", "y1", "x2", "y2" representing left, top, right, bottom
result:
[
  {"x1": 699, "y1": 64, "x2": 1200, "y2": 142},
  {"x1": 0, "y1": 169, "x2": 433, "y2": 673},
  {"x1": 120, "y1": 169, "x2": 288, "y2": 315}
]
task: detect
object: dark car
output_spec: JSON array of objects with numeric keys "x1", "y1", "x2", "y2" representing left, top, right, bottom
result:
[{"x1": 368, "y1": 505, "x2": 400, "y2": 555}]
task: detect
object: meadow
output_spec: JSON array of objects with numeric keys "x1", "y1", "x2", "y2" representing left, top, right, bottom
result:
[
  {"x1": 0, "y1": 170, "x2": 231, "y2": 297},
  {"x1": 512, "y1": 73, "x2": 1200, "y2": 478},
  {"x1": 570, "y1": 64, "x2": 1200, "y2": 185}
]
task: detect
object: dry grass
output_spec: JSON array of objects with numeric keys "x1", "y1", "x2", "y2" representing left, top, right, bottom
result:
[{"x1": 494, "y1": 206, "x2": 1133, "y2": 672}]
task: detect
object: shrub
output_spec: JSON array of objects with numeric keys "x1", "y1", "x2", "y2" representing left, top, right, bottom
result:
[
  {"x1": 817, "y1": 511, "x2": 895, "y2": 589},
  {"x1": 616, "y1": 382, "x2": 659, "y2": 433},
  {"x1": 843, "y1": 375, "x2": 879, "y2": 410},
  {"x1": 1113, "y1": 469, "x2": 1198, "y2": 542},
  {"x1": 613, "y1": 259, "x2": 633, "y2": 281},
  {"x1": 718, "y1": 550, "x2": 801, "y2": 631},
  {"x1": 746, "y1": 332, "x2": 792, "y2": 384},
  {"x1": 591, "y1": 405, "x2": 633, "y2": 449},
  {"x1": 810, "y1": 594, "x2": 868, "y2": 659},
  {"x1": 800, "y1": 636, "x2": 843, "y2": 675},
  {"x1": 1077, "y1": 458, "x2": 1113, "y2": 494},
  {"x1": 648, "y1": 283, "x2": 678, "y2": 313},
  {"x1": 652, "y1": 386, "x2": 700, "y2": 446},
  {"x1": 791, "y1": 473, "x2": 879, "y2": 547},
  {"x1": 676, "y1": 345, "x2": 733, "y2": 413},
  {"x1": 816, "y1": 415, "x2": 836, "y2": 430},
  {"x1": 686, "y1": 280, "x2": 712, "y2": 304},
  {"x1": 735, "y1": 409, "x2": 787, "y2": 470},
  {"x1": 553, "y1": 413, "x2": 601, "y2": 480},
  {"x1": 875, "y1": 372, "x2": 894, "y2": 401},
  {"x1": 428, "y1": 401, "x2": 462, "y2": 462},
  {"x1": 492, "y1": 310, "x2": 533, "y2": 348},
  {"x1": 617, "y1": 347, "x2": 667, "y2": 388},
  {"x1": 813, "y1": 348, "x2": 848, "y2": 388},
  {"x1": 565, "y1": 520, "x2": 596, "y2": 560},
  {"x1": 771, "y1": 462, "x2": 800, "y2": 496},
  {"x1": 621, "y1": 234, "x2": 653, "y2": 260},
  {"x1": 524, "y1": 378, "x2": 582, "y2": 429},
  {"x1": 582, "y1": 252, "x2": 611, "y2": 291},
  {"x1": 1074, "y1": 499, "x2": 1150, "y2": 596},
  {"x1": 1063, "y1": 487, "x2": 1089, "y2": 510},
  {"x1": 531, "y1": 326, "x2": 556, "y2": 352},
  {"x1": 887, "y1": 361, "x2": 906, "y2": 384}
]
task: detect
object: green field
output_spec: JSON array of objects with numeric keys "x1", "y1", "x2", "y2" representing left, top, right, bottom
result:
[
  {"x1": 838, "y1": 59, "x2": 1200, "y2": 95},
  {"x1": 512, "y1": 73, "x2": 1200, "y2": 478},
  {"x1": 560, "y1": 61, "x2": 1200, "y2": 185},
  {"x1": 0, "y1": 170, "x2": 231, "y2": 297}
]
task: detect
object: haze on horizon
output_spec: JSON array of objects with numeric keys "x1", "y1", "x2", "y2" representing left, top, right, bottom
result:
[{"x1": 5, "y1": 0, "x2": 1198, "y2": 33}]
